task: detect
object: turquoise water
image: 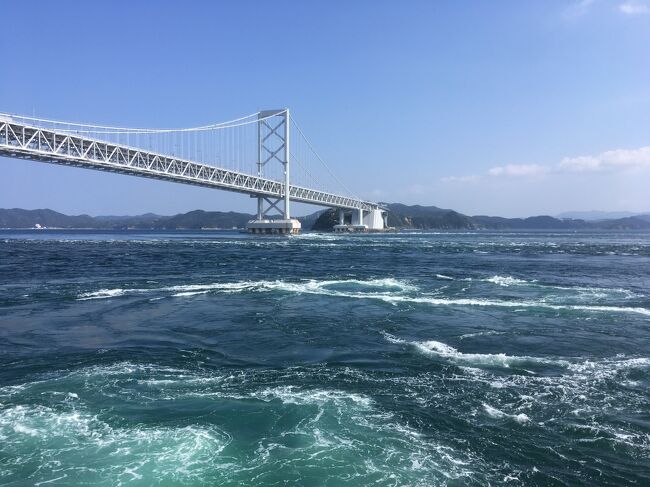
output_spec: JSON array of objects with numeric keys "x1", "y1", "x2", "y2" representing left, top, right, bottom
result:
[{"x1": 0, "y1": 230, "x2": 649, "y2": 485}]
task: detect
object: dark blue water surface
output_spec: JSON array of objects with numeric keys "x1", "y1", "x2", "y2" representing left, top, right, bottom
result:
[{"x1": 0, "y1": 229, "x2": 649, "y2": 486}]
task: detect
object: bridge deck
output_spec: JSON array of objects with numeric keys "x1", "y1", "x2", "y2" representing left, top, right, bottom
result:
[{"x1": 0, "y1": 120, "x2": 378, "y2": 211}]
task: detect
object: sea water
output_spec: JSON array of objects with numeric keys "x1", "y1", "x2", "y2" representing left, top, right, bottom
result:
[{"x1": 0, "y1": 229, "x2": 648, "y2": 485}]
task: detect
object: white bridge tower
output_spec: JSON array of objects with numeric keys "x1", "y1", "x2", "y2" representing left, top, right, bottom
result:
[{"x1": 246, "y1": 109, "x2": 302, "y2": 234}]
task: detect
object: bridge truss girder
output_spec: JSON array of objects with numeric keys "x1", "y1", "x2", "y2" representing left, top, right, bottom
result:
[{"x1": 0, "y1": 120, "x2": 379, "y2": 212}]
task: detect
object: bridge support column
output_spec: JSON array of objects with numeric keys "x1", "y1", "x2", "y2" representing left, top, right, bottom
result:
[
  {"x1": 338, "y1": 208, "x2": 345, "y2": 225},
  {"x1": 246, "y1": 109, "x2": 300, "y2": 235},
  {"x1": 336, "y1": 208, "x2": 368, "y2": 232},
  {"x1": 257, "y1": 197, "x2": 263, "y2": 220},
  {"x1": 284, "y1": 109, "x2": 290, "y2": 220}
]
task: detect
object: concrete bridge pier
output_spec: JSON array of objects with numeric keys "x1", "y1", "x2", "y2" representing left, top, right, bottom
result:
[{"x1": 334, "y1": 207, "x2": 386, "y2": 232}]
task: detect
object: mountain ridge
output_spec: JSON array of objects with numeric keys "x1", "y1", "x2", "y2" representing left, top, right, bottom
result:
[
  {"x1": 555, "y1": 210, "x2": 649, "y2": 221},
  {"x1": 2, "y1": 206, "x2": 650, "y2": 231}
]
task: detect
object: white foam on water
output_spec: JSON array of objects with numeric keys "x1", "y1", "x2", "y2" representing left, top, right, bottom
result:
[
  {"x1": 444, "y1": 352, "x2": 650, "y2": 450},
  {"x1": 171, "y1": 290, "x2": 210, "y2": 297},
  {"x1": 6, "y1": 354, "x2": 649, "y2": 483},
  {"x1": 567, "y1": 357, "x2": 650, "y2": 379},
  {"x1": 566, "y1": 304, "x2": 650, "y2": 316},
  {"x1": 76, "y1": 277, "x2": 418, "y2": 301},
  {"x1": 13, "y1": 422, "x2": 40, "y2": 436},
  {"x1": 383, "y1": 333, "x2": 567, "y2": 369},
  {"x1": 483, "y1": 404, "x2": 530, "y2": 424},
  {"x1": 291, "y1": 233, "x2": 340, "y2": 241},
  {"x1": 248, "y1": 382, "x2": 478, "y2": 480},
  {"x1": 0, "y1": 363, "x2": 481, "y2": 484},
  {"x1": 569, "y1": 422, "x2": 650, "y2": 452},
  {"x1": 459, "y1": 330, "x2": 505, "y2": 340},
  {"x1": 484, "y1": 275, "x2": 529, "y2": 287},
  {"x1": 266, "y1": 281, "x2": 650, "y2": 318},
  {"x1": 0, "y1": 404, "x2": 231, "y2": 481},
  {"x1": 380, "y1": 295, "x2": 650, "y2": 317},
  {"x1": 165, "y1": 282, "x2": 261, "y2": 294},
  {"x1": 252, "y1": 385, "x2": 373, "y2": 408},
  {"x1": 74, "y1": 278, "x2": 650, "y2": 317},
  {"x1": 382, "y1": 333, "x2": 407, "y2": 345},
  {"x1": 79, "y1": 281, "x2": 264, "y2": 300},
  {"x1": 265, "y1": 277, "x2": 418, "y2": 294},
  {"x1": 77, "y1": 288, "x2": 127, "y2": 300},
  {"x1": 436, "y1": 274, "x2": 455, "y2": 280},
  {"x1": 461, "y1": 275, "x2": 640, "y2": 300},
  {"x1": 0, "y1": 383, "x2": 29, "y2": 398},
  {"x1": 65, "y1": 362, "x2": 189, "y2": 380},
  {"x1": 385, "y1": 336, "x2": 650, "y2": 467},
  {"x1": 219, "y1": 278, "x2": 650, "y2": 317}
]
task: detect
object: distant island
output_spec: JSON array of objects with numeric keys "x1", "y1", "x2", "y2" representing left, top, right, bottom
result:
[{"x1": 1, "y1": 205, "x2": 650, "y2": 231}]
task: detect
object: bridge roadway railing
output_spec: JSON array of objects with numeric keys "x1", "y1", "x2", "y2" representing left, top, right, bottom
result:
[{"x1": 0, "y1": 119, "x2": 378, "y2": 212}]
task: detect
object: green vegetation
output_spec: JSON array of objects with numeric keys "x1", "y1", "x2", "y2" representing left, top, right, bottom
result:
[{"x1": 2, "y1": 206, "x2": 650, "y2": 231}]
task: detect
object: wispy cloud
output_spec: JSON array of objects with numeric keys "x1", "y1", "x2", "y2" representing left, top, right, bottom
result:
[
  {"x1": 563, "y1": 0, "x2": 596, "y2": 18},
  {"x1": 619, "y1": 1, "x2": 650, "y2": 14},
  {"x1": 487, "y1": 164, "x2": 549, "y2": 177},
  {"x1": 442, "y1": 147, "x2": 650, "y2": 183},
  {"x1": 440, "y1": 175, "x2": 480, "y2": 183},
  {"x1": 563, "y1": 0, "x2": 650, "y2": 19}
]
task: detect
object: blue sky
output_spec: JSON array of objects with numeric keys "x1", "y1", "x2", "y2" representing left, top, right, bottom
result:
[{"x1": 1, "y1": 0, "x2": 649, "y2": 217}]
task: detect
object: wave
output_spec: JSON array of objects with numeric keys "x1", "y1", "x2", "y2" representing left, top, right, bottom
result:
[
  {"x1": 77, "y1": 277, "x2": 650, "y2": 317},
  {"x1": 250, "y1": 385, "x2": 374, "y2": 408},
  {"x1": 381, "y1": 295, "x2": 650, "y2": 317},
  {"x1": 436, "y1": 274, "x2": 455, "y2": 280},
  {"x1": 472, "y1": 275, "x2": 639, "y2": 299},
  {"x1": 78, "y1": 288, "x2": 127, "y2": 299},
  {"x1": 77, "y1": 278, "x2": 418, "y2": 300},
  {"x1": 0, "y1": 404, "x2": 231, "y2": 480},
  {"x1": 459, "y1": 330, "x2": 505, "y2": 339},
  {"x1": 382, "y1": 335, "x2": 649, "y2": 458},
  {"x1": 383, "y1": 333, "x2": 566, "y2": 368},
  {"x1": 384, "y1": 334, "x2": 650, "y2": 378},
  {"x1": 484, "y1": 275, "x2": 530, "y2": 287},
  {"x1": 567, "y1": 357, "x2": 650, "y2": 379},
  {"x1": 392, "y1": 295, "x2": 650, "y2": 317},
  {"x1": 78, "y1": 281, "x2": 260, "y2": 300},
  {"x1": 483, "y1": 403, "x2": 531, "y2": 424},
  {"x1": 0, "y1": 362, "x2": 478, "y2": 484},
  {"x1": 567, "y1": 422, "x2": 650, "y2": 452}
]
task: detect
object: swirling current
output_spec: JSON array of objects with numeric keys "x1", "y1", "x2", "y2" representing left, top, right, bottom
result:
[{"x1": 0, "y1": 229, "x2": 649, "y2": 486}]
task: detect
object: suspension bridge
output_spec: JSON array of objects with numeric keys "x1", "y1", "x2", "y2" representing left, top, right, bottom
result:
[{"x1": 0, "y1": 109, "x2": 386, "y2": 234}]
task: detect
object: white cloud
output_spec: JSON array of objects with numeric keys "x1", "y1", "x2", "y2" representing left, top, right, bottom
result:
[
  {"x1": 560, "y1": 147, "x2": 650, "y2": 171},
  {"x1": 487, "y1": 164, "x2": 549, "y2": 177},
  {"x1": 558, "y1": 155, "x2": 601, "y2": 171},
  {"x1": 442, "y1": 146, "x2": 650, "y2": 183},
  {"x1": 619, "y1": 1, "x2": 650, "y2": 14}
]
